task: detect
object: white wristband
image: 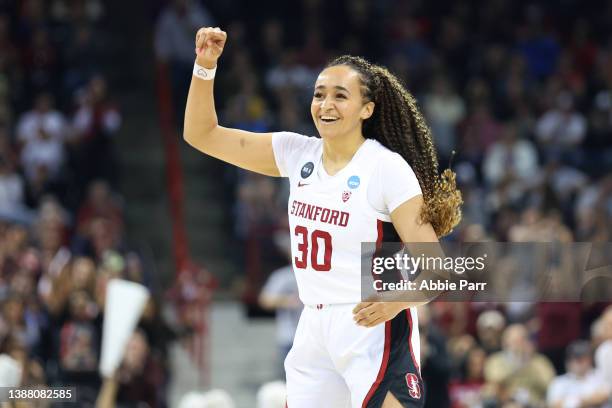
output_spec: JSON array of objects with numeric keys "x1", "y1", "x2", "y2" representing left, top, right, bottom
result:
[{"x1": 193, "y1": 62, "x2": 217, "y2": 80}]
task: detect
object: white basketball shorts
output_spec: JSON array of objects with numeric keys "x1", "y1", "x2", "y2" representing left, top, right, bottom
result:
[{"x1": 284, "y1": 303, "x2": 424, "y2": 408}]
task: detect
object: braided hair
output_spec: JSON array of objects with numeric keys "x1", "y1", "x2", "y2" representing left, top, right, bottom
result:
[{"x1": 327, "y1": 55, "x2": 462, "y2": 237}]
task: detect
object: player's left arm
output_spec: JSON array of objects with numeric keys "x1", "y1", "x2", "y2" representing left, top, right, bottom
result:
[
  {"x1": 353, "y1": 195, "x2": 441, "y2": 328},
  {"x1": 389, "y1": 194, "x2": 438, "y2": 243}
]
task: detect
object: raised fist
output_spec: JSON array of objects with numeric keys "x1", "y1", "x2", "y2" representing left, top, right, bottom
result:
[{"x1": 195, "y1": 27, "x2": 227, "y2": 69}]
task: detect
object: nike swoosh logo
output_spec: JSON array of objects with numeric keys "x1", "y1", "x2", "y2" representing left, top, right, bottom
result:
[{"x1": 298, "y1": 181, "x2": 309, "y2": 187}]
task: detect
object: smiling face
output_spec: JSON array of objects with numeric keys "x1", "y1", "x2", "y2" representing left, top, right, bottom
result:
[{"x1": 310, "y1": 65, "x2": 374, "y2": 140}]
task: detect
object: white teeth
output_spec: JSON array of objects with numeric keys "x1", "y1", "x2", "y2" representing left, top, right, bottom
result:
[{"x1": 321, "y1": 116, "x2": 338, "y2": 121}]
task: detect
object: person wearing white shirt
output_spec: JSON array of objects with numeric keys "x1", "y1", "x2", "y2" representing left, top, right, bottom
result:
[
  {"x1": 16, "y1": 93, "x2": 67, "y2": 183},
  {"x1": 595, "y1": 308, "x2": 612, "y2": 389},
  {"x1": 259, "y1": 233, "x2": 302, "y2": 376},
  {"x1": 547, "y1": 340, "x2": 611, "y2": 408}
]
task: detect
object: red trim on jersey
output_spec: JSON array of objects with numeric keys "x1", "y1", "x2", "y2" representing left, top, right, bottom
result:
[
  {"x1": 370, "y1": 219, "x2": 384, "y2": 283},
  {"x1": 406, "y1": 309, "x2": 421, "y2": 375},
  {"x1": 361, "y1": 321, "x2": 392, "y2": 407}
]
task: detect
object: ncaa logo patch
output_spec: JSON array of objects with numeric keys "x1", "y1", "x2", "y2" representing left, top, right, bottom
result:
[
  {"x1": 405, "y1": 373, "x2": 421, "y2": 399},
  {"x1": 342, "y1": 191, "x2": 351, "y2": 202},
  {"x1": 347, "y1": 175, "x2": 360, "y2": 189},
  {"x1": 301, "y1": 162, "x2": 314, "y2": 178}
]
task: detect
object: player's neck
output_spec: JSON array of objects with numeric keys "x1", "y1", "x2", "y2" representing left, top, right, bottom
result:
[{"x1": 321, "y1": 132, "x2": 365, "y2": 175}]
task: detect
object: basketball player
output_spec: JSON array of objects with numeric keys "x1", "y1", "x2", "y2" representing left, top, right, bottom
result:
[{"x1": 184, "y1": 27, "x2": 462, "y2": 408}]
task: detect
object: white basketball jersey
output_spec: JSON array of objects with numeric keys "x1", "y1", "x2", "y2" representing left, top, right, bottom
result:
[{"x1": 274, "y1": 133, "x2": 419, "y2": 305}]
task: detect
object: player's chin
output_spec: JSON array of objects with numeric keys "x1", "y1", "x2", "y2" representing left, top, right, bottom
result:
[{"x1": 317, "y1": 127, "x2": 342, "y2": 139}]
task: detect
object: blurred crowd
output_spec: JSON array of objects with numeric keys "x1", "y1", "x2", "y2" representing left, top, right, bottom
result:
[
  {"x1": 155, "y1": 0, "x2": 612, "y2": 292},
  {"x1": 0, "y1": 1, "x2": 179, "y2": 407},
  {"x1": 419, "y1": 302, "x2": 612, "y2": 408},
  {"x1": 155, "y1": 0, "x2": 612, "y2": 406}
]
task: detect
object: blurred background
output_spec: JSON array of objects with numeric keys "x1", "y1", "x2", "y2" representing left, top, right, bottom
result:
[{"x1": 0, "y1": 0, "x2": 611, "y2": 407}]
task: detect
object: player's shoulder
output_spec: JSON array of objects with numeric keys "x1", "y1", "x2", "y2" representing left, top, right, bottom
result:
[
  {"x1": 273, "y1": 131, "x2": 321, "y2": 148},
  {"x1": 365, "y1": 139, "x2": 410, "y2": 168}
]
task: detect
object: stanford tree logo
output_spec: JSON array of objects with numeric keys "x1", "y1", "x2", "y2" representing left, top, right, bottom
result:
[{"x1": 405, "y1": 373, "x2": 421, "y2": 399}]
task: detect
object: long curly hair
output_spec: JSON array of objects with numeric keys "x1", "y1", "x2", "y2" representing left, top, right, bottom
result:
[{"x1": 327, "y1": 55, "x2": 462, "y2": 237}]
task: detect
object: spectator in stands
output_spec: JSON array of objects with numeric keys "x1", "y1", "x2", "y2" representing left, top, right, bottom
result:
[
  {"x1": 537, "y1": 302, "x2": 583, "y2": 374},
  {"x1": 265, "y1": 50, "x2": 317, "y2": 103},
  {"x1": 21, "y1": 27, "x2": 59, "y2": 97},
  {"x1": 259, "y1": 233, "x2": 302, "y2": 376},
  {"x1": 418, "y1": 304, "x2": 451, "y2": 408},
  {"x1": 16, "y1": 92, "x2": 66, "y2": 150},
  {"x1": 16, "y1": 93, "x2": 67, "y2": 204},
  {"x1": 115, "y1": 329, "x2": 165, "y2": 407},
  {"x1": 483, "y1": 121, "x2": 539, "y2": 209},
  {"x1": 75, "y1": 217, "x2": 122, "y2": 262},
  {"x1": 154, "y1": 0, "x2": 214, "y2": 67},
  {"x1": 0, "y1": 353, "x2": 22, "y2": 387},
  {"x1": 0, "y1": 151, "x2": 30, "y2": 224},
  {"x1": 476, "y1": 310, "x2": 506, "y2": 355},
  {"x1": 459, "y1": 103, "x2": 501, "y2": 168},
  {"x1": 75, "y1": 179, "x2": 123, "y2": 237},
  {"x1": 49, "y1": 0, "x2": 105, "y2": 23},
  {"x1": 257, "y1": 19, "x2": 284, "y2": 70},
  {"x1": 154, "y1": 0, "x2": 214, "y2": 115},
  {"x1": 176, "y1": 389, "x2": 235, "y2": 408},
  {"x1": 137, "y1": 298, "x2": 175, "y2": 403},
  {"x1": 70, "y1": 75, "x2": 121, "y2": 192},
  {"x1": 1, "y1": 334, "x2": 45, "y2": 387},
  {"x1": 484, "y1": 323, "x2": 555, "y2": 406},
  {"x1": 225, "y1": 75, "x2": 271, "y2": 133},
  {"x1": 595, "y1": 307, "x2": 612, "y2": 389},
  {"x1": 96, "y1": 330, "x2": 166, "y2": 408},
  {"x1": 0, "y1": 14, "x2": 19, "y2": 85},
  {"x1": 70, "y1": 256, "x2": 96, "y2": 294},
  {"x1": 57, "y1": 290, "x2": 101, "y2": 394},
  {"x1": 535, "y1": 91, "x2": 586, "y2": 165},
  {"x1": 584, "y1": 89, "x2": 612, "y2": 177},
  {"x1": 35, "y1": 196, "x2": 70, "y2": 259},
  {"x1": 0, "y1": 295, "x2": 36, "y2": 353},
  {"x1": 257, "y1": 380, "x2": 286, "y2": 408},
  {"x1": 52, "y1": 0, "x2": 106, "y2": 96},
  {"x1": 542, "y1": 159, "x2": 589, "y2": 214},
  {"x1": 234, "y1": 172, "x2": 285, "y2": 309},
  {"x1": 483, "y1": 122, "x2": 539, "y2": 185},
  {"x1": 61, "y1": 23, "x2": 100, "y2": 97},
  {"x1": 516, "y1": 18, "x2": 561, "y2": 80},
  {"x1": 547, "y1": 340, "x2": 611, "y2": 408},
  {"x1": 449, "y1": 346, "x2": 486, "y2": 408},
  {"x1": 387, "y1": 16, "x2": 431, "y2": 84},
  {"x1": 423, "y1": 75, "x2": 466, "y2": 162},
  {"x1": 0, "y1": 224, "x2": 31, "y2": 298},
  {"x1": 275, "y1": 98, "x2": 314, "y2": 137}
]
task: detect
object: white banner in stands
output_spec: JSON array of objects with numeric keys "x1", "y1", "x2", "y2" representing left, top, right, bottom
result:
[{"x1": 99, "y1": 279, "x2": 150, "y2": 378}]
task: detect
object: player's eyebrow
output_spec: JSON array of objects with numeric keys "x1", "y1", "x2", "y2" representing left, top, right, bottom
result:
[{"x1": 315, "y1": 85, "x2": 351, "y2": 94}]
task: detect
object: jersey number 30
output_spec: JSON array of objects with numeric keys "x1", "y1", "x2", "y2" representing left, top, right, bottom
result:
[{"x1": 294, "y1": 226, "x2": 332, "y2": 271}]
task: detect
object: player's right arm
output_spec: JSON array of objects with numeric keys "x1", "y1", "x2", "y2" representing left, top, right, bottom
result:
[{"x1": 183, "y1": 27, "x2": 280, "y2": 177}]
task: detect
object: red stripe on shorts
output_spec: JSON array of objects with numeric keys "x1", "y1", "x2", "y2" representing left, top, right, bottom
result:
[
  {"x1": 406, "y1": 309, "x2": 421, "y2": 374},
  {"x1": 361, "y1": 321, "x2": 392, "y2": 407}
]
